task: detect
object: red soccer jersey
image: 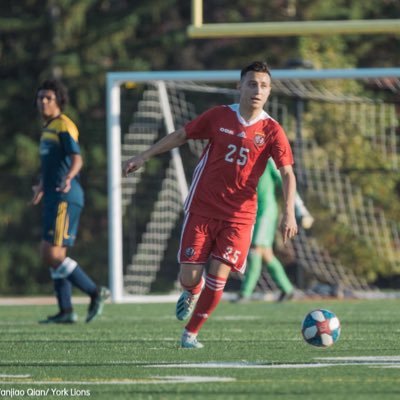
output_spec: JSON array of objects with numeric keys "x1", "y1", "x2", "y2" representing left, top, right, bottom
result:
[{"x1": 184, "y1": 104, "x2": 293, "y2": 223}]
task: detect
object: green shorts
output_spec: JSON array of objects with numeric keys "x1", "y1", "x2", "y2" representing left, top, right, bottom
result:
[{"x1": 251, "y1": 210, "x2": 278, "y2": 248}]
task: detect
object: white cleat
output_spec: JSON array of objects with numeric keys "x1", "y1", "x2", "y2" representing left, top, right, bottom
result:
[
  {"x1": 180, "y1": 331, "x2": 204, "y2": 349},
  {"x1": 176, "y1": 291, "x2": 200, "y2": 321}
]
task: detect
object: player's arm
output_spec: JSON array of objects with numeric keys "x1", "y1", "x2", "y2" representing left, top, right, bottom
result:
[
  {"x1": 122, "y1": 127, "x2": 187, "y2": 176},
  {"x1": 270, "y1": 159, "x2": 314, "y2": 229},
  {"x1": 56, "y1": 153, "x2": 83, "y2": 193},
  {"x1": 31, "y1": 178, "x2": 44, "y2": 205},
  {"x1": 278, "y1": 164, "x2": 298, "y2": 243},
  {"x1": 268, "y1": 158, "x2": 283, "y2": 187}
]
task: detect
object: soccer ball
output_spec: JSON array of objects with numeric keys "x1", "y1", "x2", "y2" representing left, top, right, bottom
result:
[{"x1": 301, "y1": 309, "x2": 341, "y2": 347}]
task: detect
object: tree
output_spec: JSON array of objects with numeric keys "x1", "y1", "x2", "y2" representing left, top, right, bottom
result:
[{"x1": 0, "y1": 0, "x2": 398, "y2": 292}]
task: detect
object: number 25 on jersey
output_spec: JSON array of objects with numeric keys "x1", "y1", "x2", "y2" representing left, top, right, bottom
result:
[{"x1": 225, "y1": 144, "x2": 249, "y2": 166}]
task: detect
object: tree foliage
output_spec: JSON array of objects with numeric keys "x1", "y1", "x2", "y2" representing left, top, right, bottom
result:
[{"x1": 0, "y1": 0, "x2": 399, "y2": 292}]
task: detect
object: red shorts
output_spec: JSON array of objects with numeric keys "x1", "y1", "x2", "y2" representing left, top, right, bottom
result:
[{"x1": 178, "y1": 213, "x2": 254, "y2": 273}]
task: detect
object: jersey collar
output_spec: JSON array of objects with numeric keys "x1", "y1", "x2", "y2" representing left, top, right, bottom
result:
[{"x1": 228, "y1": 104, "x2": 270, "y2": 126}]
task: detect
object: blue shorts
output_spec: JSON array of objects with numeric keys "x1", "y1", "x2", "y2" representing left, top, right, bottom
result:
[{"x1": 42, "y1": 201, "x2": 82, "y2": 247}]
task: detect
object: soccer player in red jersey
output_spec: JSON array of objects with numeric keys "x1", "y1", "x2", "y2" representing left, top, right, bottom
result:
[{"x1": 123, "y1": 61, "x2": 298, "y2": 348}]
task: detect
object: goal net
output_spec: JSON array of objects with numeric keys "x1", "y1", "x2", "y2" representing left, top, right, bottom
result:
[{"x1": 106, "y1": 68, "x2": 400, "y2": 302}]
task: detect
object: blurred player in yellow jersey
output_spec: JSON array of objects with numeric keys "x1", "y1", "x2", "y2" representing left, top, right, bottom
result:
[{"x1": 32, "y1": 79, "x2": 109, "y2": 324}]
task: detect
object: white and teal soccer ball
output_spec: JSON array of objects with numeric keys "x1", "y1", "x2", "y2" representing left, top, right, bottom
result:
[{"x1": 301, "y1": 309, "x2": 341, "y2": 347}]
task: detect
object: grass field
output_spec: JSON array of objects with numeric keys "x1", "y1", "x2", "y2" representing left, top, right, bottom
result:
[{"x1": 1, "y1": 298, "x2": 400, "y2": 399}]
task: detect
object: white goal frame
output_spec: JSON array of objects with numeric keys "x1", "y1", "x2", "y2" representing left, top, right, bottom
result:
[{"x1": 106, "y1": 67, "x2": 400, "y2": 303}]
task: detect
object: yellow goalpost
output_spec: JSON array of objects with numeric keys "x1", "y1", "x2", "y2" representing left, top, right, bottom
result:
[{"x1": 188, "y1": 0, "x2": 400, "y2": 38}]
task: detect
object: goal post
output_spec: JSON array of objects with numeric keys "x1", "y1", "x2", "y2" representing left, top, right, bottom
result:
[{"x1": 106, "y1": 68, "x2": 400, "y2": 303}]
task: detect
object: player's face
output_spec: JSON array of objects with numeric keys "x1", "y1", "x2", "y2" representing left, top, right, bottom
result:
[
  {"x1": 36, "y1": 89, "x2": 61, "y2": 120},
  {"x1": 238, "y1": 71, "x2": 271, "y2": 113}
]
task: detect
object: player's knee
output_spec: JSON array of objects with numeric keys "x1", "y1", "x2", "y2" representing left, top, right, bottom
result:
[
  {"x1": 40, "y1": 250, "x2": 54, "y2": 267},
  {"x1": 262, "y1": 247, "x2": 274, "y2": 262},
  {"x1": 179, "y1": 266, "x2": 203, "y2": 288},
  {"x1": 180, "y1": 275, "x2": 200, "y2": 288},
  {"x1": 40, "y1": 244, "x2": 66, "y2": 268}
]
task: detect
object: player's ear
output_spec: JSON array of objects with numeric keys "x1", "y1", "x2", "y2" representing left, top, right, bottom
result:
[{"x1": 236, "y1": 82, "x2": 241, "y2": 90}]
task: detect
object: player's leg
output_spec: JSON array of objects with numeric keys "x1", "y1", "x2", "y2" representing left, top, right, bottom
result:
[
  {"x1": 255, "y1": 208, "x2": 293, "y2": 300},
  {"x1": 62, "y1": 203, "x2": 110, "y2": 322},
  {"x1": 238, "y1": 212, "x2": 269, "y2": 300},
  {"x1": 176, "y1": 213, "x2": 211, "y2": 321},
  {"x1": 176, "y1": 263, "x2": 205, "y2": 321},
  {"x1": 40, "y1": 202, "x2": 109, "y2": 323},
  {"x1": 181, "y1": 220, "x2": 252, "y2": 349},
  {"x1": 39, "y1": 241, "x2": 77, "y2": 323},
  {"x1": 181, "y1": 259, "x2": 231, "y2": 348},
  {"x1": 239, "y1": 247, "x2": 262, "y2": 300},
  {"x1": 262, "y1": 247, "x2": 294, "y2": 301}
]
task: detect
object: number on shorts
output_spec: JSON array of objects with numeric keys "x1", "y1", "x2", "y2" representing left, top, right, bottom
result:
[{"x1": 223, "y1": 246, "x2": 241, "y2": 263}]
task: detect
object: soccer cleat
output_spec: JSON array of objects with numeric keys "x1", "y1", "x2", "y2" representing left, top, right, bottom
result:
[
  {"x1": 230, "y1": 294, "x2": 250, "y2": 304},
  {"x1": 39, "y1": 311, "x2": 77, "y2": 324},
  {"x1": 176, "y1": 291, "x2": 200, "y2": 321},
  {"x1": 180, "y1": 331, "x2": 204, "y2": 349},
  {"x1": 277, "y1": 291, "x2": 294, "y2": 302},
  {"x1": 86, "y1": 286, "x2": 110, "y2": 323}
]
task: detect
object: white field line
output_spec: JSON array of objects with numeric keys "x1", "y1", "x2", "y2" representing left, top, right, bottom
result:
[
  {"x1": 2, "y1": 357, "x2": 400, "y2": 387},
  {"x1": 317, "y1": 356, "x2": 400, "y2": 362},
  {"x1": 3, "y1": 356, "x2": 400, "y2": 368},
  {"x1": 0, "y1": 376, "x2": 235, "y2": 385},
  {"x1": 149, "y1": 356, "x2": 400, "y2": 369},
  {"x1": 150, "y1": 362, "x2": 400, "y2": 369},
  {"x1": 149, "y1": 363, "x2": 340, "y2": 369}
]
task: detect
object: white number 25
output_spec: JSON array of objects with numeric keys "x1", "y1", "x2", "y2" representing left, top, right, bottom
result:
[
  {"x1": 223, "y1": 246, "x2": 241, "y2": 263},
  {"x1": 224, "y1": 144, "x2": 249, "y2": 166}
]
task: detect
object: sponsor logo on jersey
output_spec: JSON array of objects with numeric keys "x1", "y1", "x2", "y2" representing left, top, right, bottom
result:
[
  {"x1": 185, "y1": 247, "x2": 196, "y2": 258},
  {"x1": 237, "y1": 131, "x2": 246, "y2": 138},
  {"x1": 254, "y1": 132, "x2": 266, "y2": 146},
  {"x1": 219, "y1": 127, "x2": 234, "y2": 135}
]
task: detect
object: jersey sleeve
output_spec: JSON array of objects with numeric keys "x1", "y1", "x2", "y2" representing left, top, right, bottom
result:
[
  {"x1": 270, "y1": 124, "x2": 293, "y2": 168},
  {"x1": 59, "y1": 131, "x2": 81, "y2": 155},
  {"x1": 184, "y1": 107, "x2": 220, "y2": 140},
  {"x1": 54, "y1": 116, "x2": 81, "y2": 155}
]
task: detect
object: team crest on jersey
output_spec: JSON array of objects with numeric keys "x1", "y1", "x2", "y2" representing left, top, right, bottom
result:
[
  {"x1": 185, "y1": 247, "x2": 196, "y2": 258},
  {"x1": 254, "y1": 132, "x2": 266, "y2": 146}
]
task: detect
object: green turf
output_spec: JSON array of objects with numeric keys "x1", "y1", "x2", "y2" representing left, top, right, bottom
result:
[{"x1": 1, "y1": 299, "x2": 400, "y2": 399}]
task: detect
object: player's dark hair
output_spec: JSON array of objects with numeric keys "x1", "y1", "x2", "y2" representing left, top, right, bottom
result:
[
  {"x1": 35, "y1": 79, "x2": 69, "y2": 110},
  {"x1": 240, "y1": 61, "x2": 271, "y2": 79}
]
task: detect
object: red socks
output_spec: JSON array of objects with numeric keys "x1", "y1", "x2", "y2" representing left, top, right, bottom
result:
[{"x1": 185, "y1": 273, "x2": 227, "y2": 334}]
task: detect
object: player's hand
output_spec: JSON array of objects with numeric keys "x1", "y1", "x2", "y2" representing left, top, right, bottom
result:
[
  {"x1": 31, "y1": 184, "x2": 44, "y2": 205},
  {"x1": 280, "y1": 212, "x2": 298, "y2": 244},
  {"x1": 122, "y1": 155, "x2": 145, "y2": 177},
  {"x1": 56, "y1": 176, "x2": 72, "y2": 193}
]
